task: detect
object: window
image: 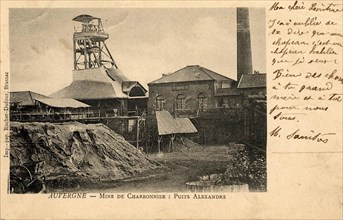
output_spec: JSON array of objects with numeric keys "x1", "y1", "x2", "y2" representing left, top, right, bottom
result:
[
  {"x1": 217, "y1": 98, "x2": 224, "y2": 107},
  {"x1": 156, "y1": 95, "x2": 166, "y2": 111},
  {"x1": 176, "y1": 94, "x2": 186, "y2": 110},
  {"x1": 198, "y1": 93, "x2": 208, "y2": 111},
  {"x1": 129, "y1": 86, "x2": 145, "y2": 97},
  {"x1": 128, "y1": 119, "x2": 135, "y2": 132}
]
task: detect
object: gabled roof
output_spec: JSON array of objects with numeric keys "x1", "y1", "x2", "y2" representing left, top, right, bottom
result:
[
  {"x1": 35, "y1": 98, "x2": 90, "y2": 108},
  {"x1": 156, "y1": 111, "x2": 197, "y2": 136},
  {"x1": 237, "y1": 74, "x2": 266, "y2": 89},
  {"x1": 215, "y1": 88, "x2": 241, "y2": 96},
  {"x1": 122, "y1": 81, "x2": 137, "y2": 93},
  {"x1": 148, "y1": 65, "x2": 234, "y2": 85},
  {"x1": 122, "y1": 81, "x2": 147, "y2": 94},
  {"x1": 10, "y1": 91, "x2": 51, "y2": 106}
]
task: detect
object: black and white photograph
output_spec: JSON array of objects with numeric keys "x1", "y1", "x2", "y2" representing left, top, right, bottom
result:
[
  {"x1": 2, "y1": 1, "x2": 343, "y2": 219},
  {"x1": 8, "y1": 7, "x2": 266, "y2": 193}
]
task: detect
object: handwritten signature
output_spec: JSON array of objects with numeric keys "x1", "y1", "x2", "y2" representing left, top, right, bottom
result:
[{"x1": 270, "y1": 126, "x2": 336, "y2": 143}]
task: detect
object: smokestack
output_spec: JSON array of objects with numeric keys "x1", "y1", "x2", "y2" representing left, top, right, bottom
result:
[{"x1": 237, "y1": 8, "x2": 253, "y2": 82}]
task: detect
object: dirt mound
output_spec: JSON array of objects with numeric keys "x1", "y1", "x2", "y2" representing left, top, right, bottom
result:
[
  {"x1": 173, "y1": 137, "x2": 204, "y2": 152},
  {"x1": 10, "y1": 122, "x2": 159, "y2": 181}
]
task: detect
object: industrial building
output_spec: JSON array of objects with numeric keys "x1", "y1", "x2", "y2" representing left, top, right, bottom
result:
[
  {"x1": 10, "y1": 10, "x2": 266, "y2": 151},
  {"x1": 10, "y1": 91, "x2": 90, "y2": 121},
  {"x1": 147, "y1": 8, "x2": 266, "y2": 148},
  {"x1": 51, "y1": 15, "x2": 148, "y2": 118},
  {"x1": 148, "y1": 65, "x2": 237, "y2": 117},
  {"x1": 47, "y1": 15, "x2": 149, "y2": 145}
]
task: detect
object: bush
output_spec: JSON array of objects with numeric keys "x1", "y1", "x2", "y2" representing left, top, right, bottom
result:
[{"x1": 224, "y1": 146, "x2": 266, "y2": 191}]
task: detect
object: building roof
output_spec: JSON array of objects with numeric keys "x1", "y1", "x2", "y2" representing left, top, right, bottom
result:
[
  {"x1": 10, "y1": 91, "x2": 51, "y2": 106},
  {"x1": 155, "y1": 111, "x2": 197, "y2": 136},
  {"x1": 51, "y1": 81, "x2": 118, "y2": 100},
  {"x1": 237, "y1": 74, "x2": 266, "y2": 89},
  {"x1": 52, "y1": 67, "x2": 147, "y2": 100},
  {"x1": 35, "y1": 98, "x2": 90, "y2": 108},
  {"x1": 215, "y1": 88, "x2": 242, "y2": 96},
  {"x1": 148, "y1": 65, "x2": 234, "y2": 85},
  {"x1": 106, "y1": 68, "x2": 129, "y2": 83},
  {"x1": 122, "y1": 81, "x2": 147, "y2": 94},
  {"x1": 122, "y1": 81, "x2": 137, "y2": 93},
  {"x1": 73, "y1": 14, "x2": 99, "y2": 23}
]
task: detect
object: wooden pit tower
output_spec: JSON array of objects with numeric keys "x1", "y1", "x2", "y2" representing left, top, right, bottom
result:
[{"x1": 73, "y1": 14, "x2": 118, "y2": 70}]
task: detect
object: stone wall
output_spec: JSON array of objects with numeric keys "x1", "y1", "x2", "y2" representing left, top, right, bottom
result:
[{"x1": 148, "y1": 81, "x2": 215, "y2": 114}]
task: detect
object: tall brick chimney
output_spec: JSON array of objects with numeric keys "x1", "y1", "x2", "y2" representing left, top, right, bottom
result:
[{"x1": 237, "y1": 8, "x2": 253, "y2": 82}]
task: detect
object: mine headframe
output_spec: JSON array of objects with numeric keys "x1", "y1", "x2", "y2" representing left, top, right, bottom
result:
[{"x1": 72, "y1": 14, "x2": 118, "y2": 70}]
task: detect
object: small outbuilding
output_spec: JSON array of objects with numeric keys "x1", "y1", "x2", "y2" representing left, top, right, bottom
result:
[
  {"x1": 10, "y1": 90, "x2": 91, "y2": 121},
  {"x1": 155, "y1": 110, "x2": 197, "y2": 153},
  {"x1": 10, "y1": 91, "x2": 51, "y2": 112},
  {"x1": 34, "y1": 98, "x2": 91, "y2": 120}
]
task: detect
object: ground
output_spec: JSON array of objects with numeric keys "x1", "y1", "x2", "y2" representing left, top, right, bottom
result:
[{"x1": 47, "y1": 145, "x2": 234, "y2": 192}]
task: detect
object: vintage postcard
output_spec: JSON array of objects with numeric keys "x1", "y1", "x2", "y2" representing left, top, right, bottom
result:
[{"x1": 0, "y1": 0, "x2": 342, "y2": 219}]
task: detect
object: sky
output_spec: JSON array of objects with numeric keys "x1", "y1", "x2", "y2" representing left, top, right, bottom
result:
[{"x1": 9, "y1": 8, "x2": 266, "y2": 96}]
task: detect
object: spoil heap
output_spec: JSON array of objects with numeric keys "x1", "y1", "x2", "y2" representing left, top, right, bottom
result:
[
  {"x1": 172, "y1": 137, "x2": 204, "y2": 152},
  {"x1": 10, "y1": 122, "x2": 159, "y2": 181}
]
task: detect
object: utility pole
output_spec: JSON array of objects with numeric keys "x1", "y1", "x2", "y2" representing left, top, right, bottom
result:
[{"x1": 136, "y1": 117, "x2": 140, "y2": 148}]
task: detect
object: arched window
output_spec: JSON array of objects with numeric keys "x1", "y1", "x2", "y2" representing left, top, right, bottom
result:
[
  {"x1": 129, "y1": 86, "x2": 145, "y2": 97},
  {"x1": 156, "y1": 95, "x2": 166, "y2": 111},
  {"x1": 198, "y1": 93, "x2": 208, "y2": 111},
  {"x1": 176, "y1": 94, "x2": 186, "y2": 110}
]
